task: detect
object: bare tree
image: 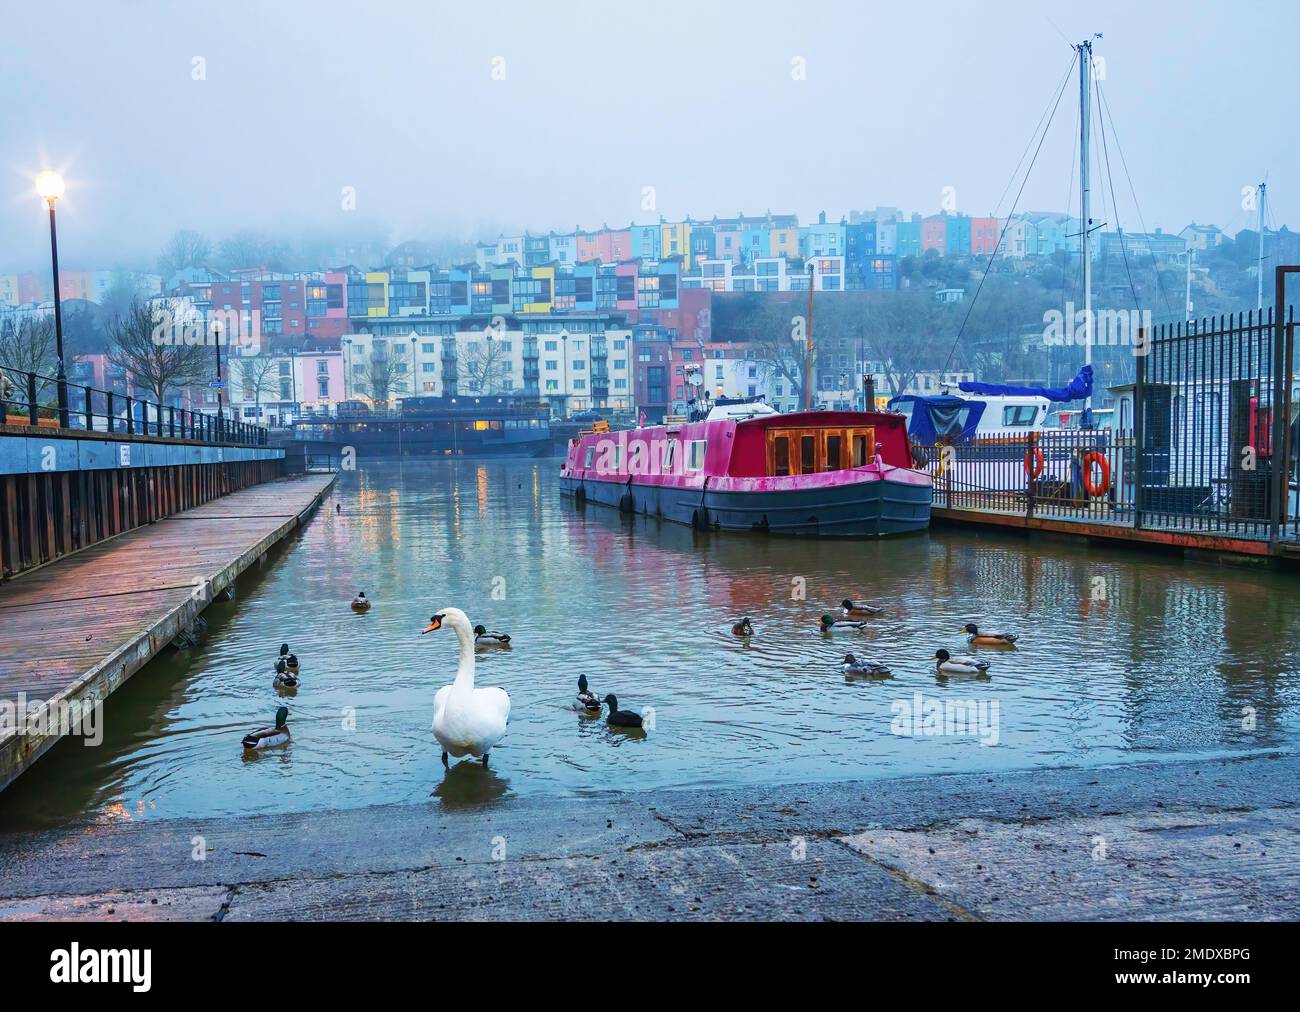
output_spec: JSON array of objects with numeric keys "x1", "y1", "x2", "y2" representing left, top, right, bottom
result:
[
  {"x1": 107, "y1": 298, "x2": 214, "y2": 403},
  {"x1": 0, "y1": 314, "x2": 58, "y2": 409},
  {"x1": 235, "y1": 350, "x2": 281, "y2": 416},
  {"x1": 854, "y1": 292, "x2": 953, "y2": 399},
  {"x1": 461, "y1": 335, "x2": 509, "y2": 394},
  {"x1": 354, "y1": 347, "x2": 410, "y2": 404},
  {"x1": 157, "y1": 229, "x2": 211, "y2": 282},
  {"x1": 0, "y1": 314, "x2": 57, "y2": 376}
]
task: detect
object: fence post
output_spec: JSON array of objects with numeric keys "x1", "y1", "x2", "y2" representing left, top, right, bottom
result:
[
  {"x1": 1133, "y1": 327, "x2": 1146, "y2": 531},
  {"x1": 84, "y1": 386, "x2": 93, "y2": 430},
  {"x1": 1025, "y1": 433, "x2": 1036, "y2": 521},
  {"x1": 1270, "y1": 272, "x2": 1294, "y2": 545},
  {"x1": 106, "y1": 391, "x2": 114, "y2": 433},
  {"x1": 126, "y1": 397, "x2": 135, "y2": 435},
  {"x1": 27, "y1": 372, "x2": 38, "y2": 426}
]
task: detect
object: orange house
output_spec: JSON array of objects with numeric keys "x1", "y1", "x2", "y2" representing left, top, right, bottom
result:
[{"x1": 970, "y1": 216, "x2": 1001, "y2": 256}]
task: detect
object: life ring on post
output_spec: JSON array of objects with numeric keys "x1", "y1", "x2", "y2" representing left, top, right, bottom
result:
[
  {"x1": 1023, "y1": 446, "x2": 1045, "y2": 479},
  {"x1": 1080, "y1": 451, "x2": 1110, "y2": 497}
]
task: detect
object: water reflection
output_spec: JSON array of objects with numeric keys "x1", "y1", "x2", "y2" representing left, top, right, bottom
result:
[
  {"x1": 431, "y1": 761, "x2": 510, "y2": 809},
  {"x1": 2, "y1": 457, "x2": 1298, "y2": 831}
]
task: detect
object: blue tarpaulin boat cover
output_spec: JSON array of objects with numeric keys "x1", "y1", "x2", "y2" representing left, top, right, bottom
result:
[
  {"x1": 957, "y1": 364, "x2": 1093, "y2": 402},
  {"x1": 887, "y1": 394, "x2": 988, "y2": 443}
]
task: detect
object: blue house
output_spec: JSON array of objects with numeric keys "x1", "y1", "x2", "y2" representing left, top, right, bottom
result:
[{"x1": 630, "y1": 223, "x2": 661, "y2": 261}]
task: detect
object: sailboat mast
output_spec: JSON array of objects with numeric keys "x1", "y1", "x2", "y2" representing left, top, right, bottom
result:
[
  {"x1": 1078, "y1": 37, "x2": 1094, "y2": 425},
  {"x1": 1256, "y1": 181, "x2": 1267, "y2": 311}
]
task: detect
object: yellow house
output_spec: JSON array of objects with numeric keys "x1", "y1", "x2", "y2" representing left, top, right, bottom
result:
[
  {"x1": 365, "y1": 271, "x2": 388, "y2": 316},
  {"x1": 0, "y1": 275, "x2": 19, "y2": 307},
  {"x1": 522, "y1": 265, "x2": 554, "y2": 314},
  {"x1": 660, "y1": 221, "x2": 692, "y2": 269},
  {"x1": 769, "y1": 225, "x2": 799, "y2": 258}
]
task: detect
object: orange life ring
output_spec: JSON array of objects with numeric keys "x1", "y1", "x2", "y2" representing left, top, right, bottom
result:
[
  {"x1": 1024, "y1": 446, "x2": 1045, "y2": 479},
  {"x1": 1081, "y1": 451, "x2": 1110, "y2": 497}
]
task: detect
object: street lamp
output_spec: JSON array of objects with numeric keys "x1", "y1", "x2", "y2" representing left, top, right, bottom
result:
[
  {"x1": 35, "y1": 170, "x2": 69, "y2": 427},
  {"x1": 561, "y1": 330, "x2": 569, "y2": 419},
  {"x1": 288, "y1": 345, "x2": 298, "y2": 425}
]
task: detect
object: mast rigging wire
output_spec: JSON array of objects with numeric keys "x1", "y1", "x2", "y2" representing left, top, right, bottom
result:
[{"x1": 942, "y1": 51, "x2": 1079, "y2": 375}]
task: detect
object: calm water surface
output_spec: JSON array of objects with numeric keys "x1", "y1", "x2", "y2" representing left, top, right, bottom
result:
[{"x1": 4, "y1": 458, "x2": 1299, "y2": 830}]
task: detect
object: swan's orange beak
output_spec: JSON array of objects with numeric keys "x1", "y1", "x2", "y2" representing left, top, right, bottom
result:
[{"x1": 422, "y1": 615, "x2": 442, "y2": 634}]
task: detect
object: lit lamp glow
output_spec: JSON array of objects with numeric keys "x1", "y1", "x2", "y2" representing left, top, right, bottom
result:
[
  {"x1": 35, "y1": 170, "x2": 66, "y2": 203},
  {"x1": 36, "y1": 168, "x2": 70, "y2": 425}
]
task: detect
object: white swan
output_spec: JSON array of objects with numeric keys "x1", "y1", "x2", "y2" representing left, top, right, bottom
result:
[{"x1": 423, "y1": 607, "x2": 511, "y2": 767}]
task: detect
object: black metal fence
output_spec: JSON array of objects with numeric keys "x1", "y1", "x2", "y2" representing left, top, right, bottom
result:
[
  {"x1": 1136, "y1": 306, "x2": 1295, "y2": 539},
  {"x1": 923, "y1": 301, "x2": 1298, "y2": 543},
  {"x1": 0, "y1": 366, "x2": 267, "y2": 447}
]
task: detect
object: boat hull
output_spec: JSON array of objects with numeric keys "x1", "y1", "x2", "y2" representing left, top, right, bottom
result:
[{"x1": 560, "y1": 472, "x2": 931, "y2": 537}]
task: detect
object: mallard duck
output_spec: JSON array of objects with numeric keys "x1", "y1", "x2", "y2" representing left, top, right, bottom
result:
[
  {"x1": 602, "y1": 694, "x2": 643, "y2": 729},
  {"x1": 842, "y1": 653, "x2": 891, "y2": 677},
  {"x1": 272, "y1": 657, "x2": 299, "y2": 689},
  {"x1": 351, "y1": 592, "x2": 371, "y2": 612},
  {"x1": 932, "y1": 648, "x2": 990, "y2": 676},
  {"x1": 731, "y1": 617, "x2": 755, "y2": 637},
  {"x1": 820, "y1": 613, "x2": 867, "y2": 632},
  {"x1": 278, "y1": 643, "x2": 300, "y2": 673},
  {"x1": 962, "y1": 623, "x2": 1018, "y2": 646},
  {"x1": 425, "y1": 608, "x2": 511, "y2": 767},
  {"x1": 473, "y1": 624, "x2": 512, "y2": 646},
  {"x1": 242, "y1": 706, "x2": 291, "y2": 750},
  {"x1": 576, "y1": 674, "x2": 601, "y2": 712},
  {"x1": 841, "y1": 598, "x2": 884, "y2": 617}
]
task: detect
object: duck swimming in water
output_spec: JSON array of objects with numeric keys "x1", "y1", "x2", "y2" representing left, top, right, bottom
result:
[
  {"x1": 962, "y1": 623, "x2": 1018, "y2": 646},
  {"x1": 278, "y1": 643, "x2": 300, "y2": 673},
  {"x1": 242, "y1": 707, "x2": 291, "y2": 750},
  {"x1": 351, "y1": 592, "x2": 371, "y2": 612},
  {"x1": 841, "y1": 598, "x2": 884, "y2": 617},
  {"x1": 272, "y1": 657, "x2": 299, "y2": 689},
  {"x1": 731, "y1": 617, "x2": 755, "y2": 637},
  {"x1": 820, "y1": 613, "x2": 867, "y2": 632},
  {"x1": 473, "y1": 624, "x2": 512, "y2": 646},
  {"x1": 576, "y1": 674, "x2": 601, "y2": 712},
  {"x1": 425, "y1": 608, "x2": 511, "y2": 767},
  {"x1": 931, "y1": 648, "x2": 990, "y2": 676},
  {"x1": 842, "y1": 653, "x2": 891, "y2": 677},
  {"x1": 602, "y1": 694, "x2": 643, "y2": 729}
]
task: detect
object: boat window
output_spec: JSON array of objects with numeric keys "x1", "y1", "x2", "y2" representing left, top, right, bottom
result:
[
  {"x1": 614, "y1": 444, "x2": 626, "y2": 470},
  {"x1": 584, "y1": 446, "x2": 594, "y2": 467},
  {"x1": 824, "y1": 434, "x2": 842, "y2": 472},
  {"x1": 686, "y1": 439, "x2": 707, "y2": 471},
  {"x1": 852, "y1": 433, "x2": 869, "y2": 466},
  {"x1": 772, "y1": 436, "x2": 790, "y2": 476},
  {"x1": 800, "y1": 435, "x2": 816, "y2": 474},
  {"x1": 1002, "y1": 404, "x2": 1038, "y2": 428}
]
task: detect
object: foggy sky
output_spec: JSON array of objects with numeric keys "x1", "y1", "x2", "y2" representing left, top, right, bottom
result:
[{"x1": 3, "y1": 0, "x2": 1296, "y2": 273}]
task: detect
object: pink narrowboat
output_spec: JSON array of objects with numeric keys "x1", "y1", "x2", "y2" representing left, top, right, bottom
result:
[{"x1": 560, "y1": 401, "x2": 932, "y2": 537}]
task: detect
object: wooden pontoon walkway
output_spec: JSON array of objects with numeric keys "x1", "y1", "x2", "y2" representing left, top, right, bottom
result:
[{"x1": 0, "y1": 473, "x2": 336, "y2": 792}]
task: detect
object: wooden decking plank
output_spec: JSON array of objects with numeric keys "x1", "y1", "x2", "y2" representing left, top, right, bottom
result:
[{"x1": 0, "y1": 473, "x2": 335, "y2": 793}]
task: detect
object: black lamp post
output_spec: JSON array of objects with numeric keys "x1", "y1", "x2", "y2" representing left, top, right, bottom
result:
[
  {"x1": 35, "y1": 171, "x2": 69, "y2": 427},
  {"x1": 289, "y1": 345, "x2": 298, "y2": 425},
  {"x1": 561, "y1": 330, "x2": 569, "y2": 419},
  {"x1": 213, "y1": 322, "x2": 225, "y2": 436}
]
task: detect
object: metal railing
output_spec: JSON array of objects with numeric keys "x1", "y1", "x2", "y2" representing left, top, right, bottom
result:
[
  {"x1": 921, "y1": 298, "x2": 1298, "y2": 543},
  {"x1": 922, "y1": 430, "x2": 1134, "y2": 523},
  {"x1": 0, "y1": 366, "x2": 268, "y2": 446},
  {"x1": 919, "y1": 421, "x2": 1295, "y2": 541}
]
